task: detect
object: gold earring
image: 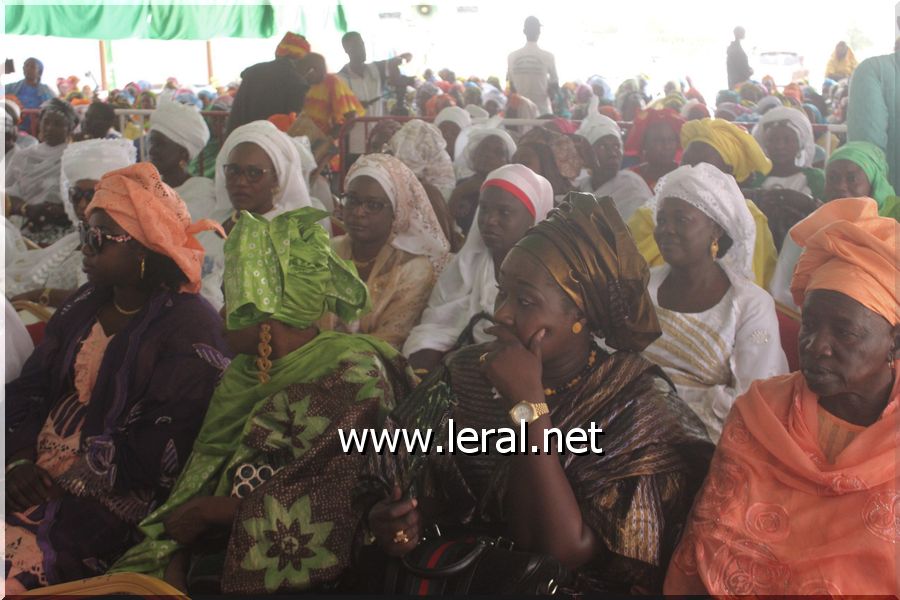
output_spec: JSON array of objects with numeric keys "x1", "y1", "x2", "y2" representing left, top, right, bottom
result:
[
  {"x1": 256, "y1": 323, "x2": 273, "y2": 384},
  {"x1": 571, "y1": 322, "x2": 583, "y2": 334},
  {"x1": 710, "y1": 238, "x2": 719, "y2": 259},
  {"x1": 140, "y1": 256, "x2": 145, "y2": 280}
]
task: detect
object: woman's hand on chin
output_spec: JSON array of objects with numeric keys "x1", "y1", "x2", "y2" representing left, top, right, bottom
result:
[{"x1": 481, "y1": 325, "x2": 545, "y2": 407}]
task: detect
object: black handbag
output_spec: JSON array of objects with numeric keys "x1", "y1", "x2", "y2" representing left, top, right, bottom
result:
[
  {"x1": 379, "y1": 532, "x2": 571, "y2": 595},
  {"x1": 361, "y1": 313, "x2": 571, "y2": 595}
]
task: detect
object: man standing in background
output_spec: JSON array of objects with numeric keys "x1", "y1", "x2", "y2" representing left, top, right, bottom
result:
[
  {"x1": 337, "y1": 31, "x2": 411, "y2": 157},
  {"x1": 507, "y1": 16, "x2": 558, "y2": 116},
  {"x1": 226, "y1": 33, "x2": 325, "y2": 135},
  {"x1": 337, "y1": 31, "x2": 411, "y2": 118},
  {"x1": 726, "y1": 26, "x2": 753, "y2": 89}
]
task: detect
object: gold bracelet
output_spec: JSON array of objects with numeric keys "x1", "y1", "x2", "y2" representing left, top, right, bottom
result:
[
  {"x1": 38, "y1": 288, "x2": 51, "y2": 306},
  {"x1": 6, "y1": 458, "x2": 34, "y2": 474}
]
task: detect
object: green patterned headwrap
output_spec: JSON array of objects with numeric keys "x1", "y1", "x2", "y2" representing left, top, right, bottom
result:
[
  {"x1": 827, "y1": 141, "x2": 896, "y2": 208},
  {"x1": 223, "y1": 208, "x2": 370, "y2": 330}
]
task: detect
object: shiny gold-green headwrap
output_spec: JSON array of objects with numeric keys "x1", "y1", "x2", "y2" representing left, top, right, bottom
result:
[
  {"x1": 223, "y1": 208, "x2": 370, "y2": 330},
  {"x1": 514, "y1": 192, "x2": 661, "y2": 352}
]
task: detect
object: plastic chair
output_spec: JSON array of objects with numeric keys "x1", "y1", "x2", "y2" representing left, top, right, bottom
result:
[
  {"x1": 12, "y1": 300, "x2": 54, "y2": 346},
  {"x1": 775, "y1": 301, "x2": 801, "y2": 372}
]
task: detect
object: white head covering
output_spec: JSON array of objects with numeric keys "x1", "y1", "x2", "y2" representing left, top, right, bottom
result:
[
  {"x1": 482, "y1": 83, "x2": 507, "y2": 110},
  {"x1": 456, "y1": 116, "x2": 518, "y2": 174},
  {"x1": 755, "y1": 95, "x2": 783, "y2": 116},
  {"x1": 388, "y1": 119, "x2": 456, "y2": 200},
  {"x1": 59, "y1": 138, "x2": 136, "y2": 225},
  {"x1": 402, "y1": 163, "x2": 553, "y2": 356},
  {"x1": 434, "y1": 106, "x2": 472, "y2": 131},
  {"x1": 653, "y1": 163, "x2": 755, "y2": 279},
  {"x1": 751, "y1": 106, "x2": 816, "y2": 168},
  {"x1": 2, "y1": 98, "x2": 21, "y2": 123},
  {"x1": 480, "y1": 163, "x2": 554, "y2": 222},
  {"x1": 575, "y1": 96, "x2": 622, "y2": 146},
  {"x1": 345, "y1": 153, "x2": 451, "y2": 273},
  {"x1": 149, "y1": 97, "x2": 210, "y2": 160},
  {"x1": 293, "y1": 135, "x2": 316, "y2": 183},
  {"x1": 465, "y1": 105, "x2": 489, "y2": 120},
  {"x1": 510, "y1": 94, "x2": 540, "y2": 119},
  {"x1": 214, "y1": 120, "x2": 313, "y2": 219}
]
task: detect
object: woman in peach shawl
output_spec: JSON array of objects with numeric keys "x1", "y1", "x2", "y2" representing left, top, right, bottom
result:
[
  {"x1": 664, "y1": 197, "x2": 900, "y2": 595},
  {"x1": 5, "y1": 163, "x2": 228, "y2": 591}
]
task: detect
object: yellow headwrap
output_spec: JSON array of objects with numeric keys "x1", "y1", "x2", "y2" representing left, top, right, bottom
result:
[{"x1": 681, "y1": 118, "x2": 772, "y2": 184}]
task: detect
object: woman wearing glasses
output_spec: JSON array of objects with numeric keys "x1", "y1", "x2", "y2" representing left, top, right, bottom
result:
[
  {"x1": 320, "y1": 153, "x2": 450, "y2": 350},
  {"x1": 198, "y1": 120, "x2": 323, "y2": 310},
  {"x1": 5, "y1": 163, "x2": 228, "y2": 592},
  {"x1": 7, "y1": 138, "x2": 136, "y2": 308}
]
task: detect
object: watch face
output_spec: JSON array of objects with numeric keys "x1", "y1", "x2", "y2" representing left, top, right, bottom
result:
[{"x1": 511, "y1": 403, "x2": 533, "y2": 422}]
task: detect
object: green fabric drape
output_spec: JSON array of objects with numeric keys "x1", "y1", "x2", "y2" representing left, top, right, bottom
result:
[
  {"x1": 5, "y1": 2, "x2": 276, "y2": 39},
  {"x1": 148, "y1": 4, "x2": 276, "y2": 39},
  {"x1": 5, "y1": 4, "x2": 150, "y2": 39}
]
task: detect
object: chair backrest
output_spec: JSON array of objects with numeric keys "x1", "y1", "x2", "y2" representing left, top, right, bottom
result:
[{"x1": 775, "y1": 302, "x2": 801, "y2": 372}]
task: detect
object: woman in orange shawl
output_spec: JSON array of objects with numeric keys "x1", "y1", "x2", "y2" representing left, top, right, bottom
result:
[{"x1": 664, "y1": 197, "x2": 900, "y2": 595}]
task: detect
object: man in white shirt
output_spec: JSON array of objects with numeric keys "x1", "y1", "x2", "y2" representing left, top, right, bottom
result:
[
  {"x1": 338, "y1": 31, "x2": 411, "y2": 118},
  {"x1": 507, "y1": 16, "x2": 558, "y2": 117},
  {"x1": 338, "y1": 31, "x2": 411, "y2": 153}
]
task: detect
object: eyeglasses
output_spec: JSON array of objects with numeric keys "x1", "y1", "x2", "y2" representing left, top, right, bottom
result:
[
  {"x1": 69, "y1": 187, "x2": 95, "y2": 204},
  {"x1": 223, "y1": 163, "x2": 272, "y2": 183},
  {"x1": 339, "y1": 194, "x2": 392, "y2": 214},
  {"x1": 79, "y1": 224, "x2": 133, "y2": 254}
]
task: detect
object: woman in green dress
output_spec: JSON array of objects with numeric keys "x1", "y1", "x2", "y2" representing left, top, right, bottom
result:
[{"x1": 111, "y1": 207, "x2": 416, "y2": 595}]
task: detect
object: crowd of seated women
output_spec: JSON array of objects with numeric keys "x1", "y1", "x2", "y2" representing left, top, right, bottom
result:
[{"x1": 4, "y1": 42, "x2": 900, "y2": 596}]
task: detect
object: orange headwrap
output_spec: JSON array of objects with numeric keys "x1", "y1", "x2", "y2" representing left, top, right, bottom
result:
[
  {"x1": 425, "y1": 93, "x2": 455, "y2": 118},
  {"x1": 85, "y1": 163, "x2": 225, "y2": 294},
  {"x1": 790, "y1": 197, "x2": 898, "y2": 325},
  {"x1": 275, "y1": 32, "x2": 311, "y2": 59}
]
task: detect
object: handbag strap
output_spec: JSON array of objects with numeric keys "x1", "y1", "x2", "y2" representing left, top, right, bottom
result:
[{"x1": 400, "y1": 538, "x2": 490, "y2": 578}]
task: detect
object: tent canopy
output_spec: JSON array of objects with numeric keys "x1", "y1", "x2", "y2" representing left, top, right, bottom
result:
[{"x1": 5, "y1": 3, "x2": 277, "y2": 40}]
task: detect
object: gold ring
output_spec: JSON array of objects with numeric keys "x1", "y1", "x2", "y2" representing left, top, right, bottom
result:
[
  {"x1": 393, "y1": 529, "x2": 410, "y2": 544},
  {"x1": 479, "y1": 352, "x2": 489, "y2": 364}
]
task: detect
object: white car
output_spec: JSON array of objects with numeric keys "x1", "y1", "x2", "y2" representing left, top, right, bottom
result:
[{"x1": 753, "y1": 51, "x2": 810, "y2": 87}]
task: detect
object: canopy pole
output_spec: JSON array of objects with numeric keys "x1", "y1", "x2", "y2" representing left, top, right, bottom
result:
[
  {"x1": 206, "y1": 40, "x2": 214, "y2": 85},
  {"x1": 98, "y1": 40, "x2": 108, "y2": 90}
]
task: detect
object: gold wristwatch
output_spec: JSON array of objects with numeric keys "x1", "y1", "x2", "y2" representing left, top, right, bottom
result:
[{"x1": 508, "y1": 401, "x2": 549, "y2": 426}]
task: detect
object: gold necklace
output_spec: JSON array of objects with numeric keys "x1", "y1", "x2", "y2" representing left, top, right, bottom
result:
[
  {"x1": 352, "y1": 255, "x2": 377, "y2": 269},
  {"x1": 113, "y1": 299, "x2": 144, "y2": 316},
  {"x1": 543, "y1": 348, "x2": 599, "y2": 397}
]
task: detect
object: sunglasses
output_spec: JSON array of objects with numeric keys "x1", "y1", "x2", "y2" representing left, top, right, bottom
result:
[
  {"x1": 69, "y1": 187, "x2": 95, "y2": 204},
  {"x1": 79, "y1": 224, "x2": 133, "y2": 254},
  {"x1": 223, "y1": 163, "x2": 272, "y2": 183},
  {"x1": 340, "y1": 194, "x2": 391, "y2": 215}
]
